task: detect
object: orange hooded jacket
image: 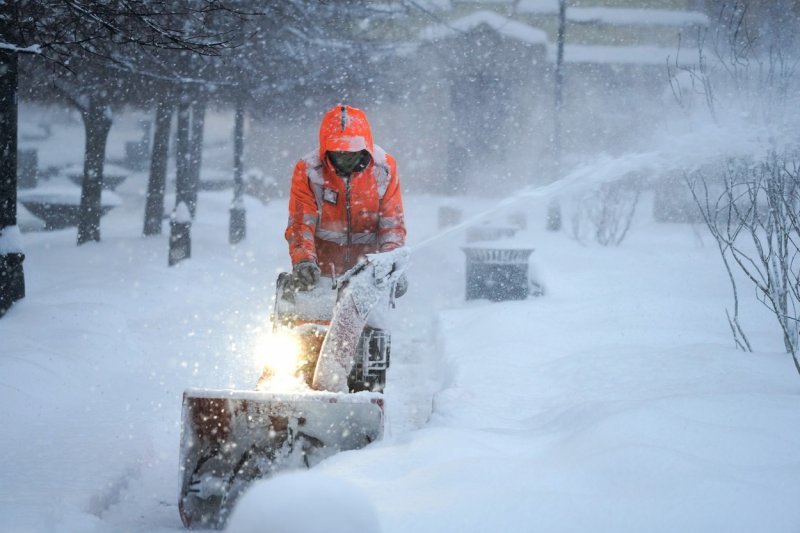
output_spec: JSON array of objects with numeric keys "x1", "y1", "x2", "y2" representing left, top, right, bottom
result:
[{"x1": 285, "y1": 105, "x2": 406, "y2": 275}]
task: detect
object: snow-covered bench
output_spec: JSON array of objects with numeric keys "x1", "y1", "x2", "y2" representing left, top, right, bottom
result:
[
  {"x1": 63, "y1": 163, "x2": 130, "y2": 191},
  {"x1": 18, "y1": 186, "x2": 122, "y2": 231}
]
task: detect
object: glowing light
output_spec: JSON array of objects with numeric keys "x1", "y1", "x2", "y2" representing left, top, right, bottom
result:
[{"x1": 254, "y1": 330, "x2": 300, "y2": 377}]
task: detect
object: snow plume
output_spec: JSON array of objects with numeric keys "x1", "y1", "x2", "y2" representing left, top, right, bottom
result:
[
  {"x1": 415, "y1": 22, "x2": 800, "y2": 249},
  {"x1": 413, "y1": 113, "x2": 785, "y2": 253}
]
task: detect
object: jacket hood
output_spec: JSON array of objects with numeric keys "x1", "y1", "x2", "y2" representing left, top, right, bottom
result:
[{"x1": 318, "y1": 104, "x2": 374, "y2": 162}]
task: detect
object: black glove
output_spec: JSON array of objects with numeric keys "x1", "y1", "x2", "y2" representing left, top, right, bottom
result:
[
  {"x1": 394, "y1": 273, "x2": 408, "y2": 298},
  {"x1": 293, "y1": 261, "x2": 321, "y2": 291}
]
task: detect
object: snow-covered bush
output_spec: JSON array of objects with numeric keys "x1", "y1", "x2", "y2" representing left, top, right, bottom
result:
[
  {"x1": 568, "y1": 173, "x2": 642, "y2": 246},
  {"x1": 243, "y1": 168, "x2": 279, "y2": 204},
  {"x1": 669, "y1": 2, "x2": 800, "y2": 375},
  {"x1": 688, "y1": 150, "x2": 800, "y2": 374}
]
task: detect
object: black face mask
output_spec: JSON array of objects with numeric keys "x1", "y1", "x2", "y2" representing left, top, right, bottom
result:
[{"x1": 328, "y1": 150, "x2": 371, "y2": 177}]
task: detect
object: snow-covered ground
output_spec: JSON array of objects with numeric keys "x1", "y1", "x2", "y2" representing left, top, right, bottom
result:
[{"x1": 2, "y1": 110, "x2": 800, "y2": 532}]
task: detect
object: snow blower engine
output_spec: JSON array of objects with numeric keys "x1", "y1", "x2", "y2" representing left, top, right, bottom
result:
[
  {"x1": 177, "y1": 249, "x2": 408, "y2": 529},
  {"x1": 262, "y1": 270, "x2": 391, "y2": 392}
]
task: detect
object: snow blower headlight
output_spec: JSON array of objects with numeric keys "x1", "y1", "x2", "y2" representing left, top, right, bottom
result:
[{"x1": 254, "y1": 330, "x2": 300, "y2": 379}]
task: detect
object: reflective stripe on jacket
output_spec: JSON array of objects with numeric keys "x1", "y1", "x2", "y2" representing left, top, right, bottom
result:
[{"x1": 285, "y1": 105, "x2": 406, "y2": 274}]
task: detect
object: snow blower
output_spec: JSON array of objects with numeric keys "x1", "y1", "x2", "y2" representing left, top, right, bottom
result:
[{"x1": 178, "y1": 249, "x2": 408, "y2": 528}]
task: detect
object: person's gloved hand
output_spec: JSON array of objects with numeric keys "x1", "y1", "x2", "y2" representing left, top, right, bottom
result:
[
  {"x1": 394, "y1": 273, "x2": 408, "y2": 298},
  {"x1": 293, "y1": 261, "x2": 321, "y2": 291}
]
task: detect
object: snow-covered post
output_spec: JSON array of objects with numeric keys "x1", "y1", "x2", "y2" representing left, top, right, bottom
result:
[
  {"x1": 169, "y1": 99, "x2": 194, "y2": 266},
  {"x1": 0, "y1": 49, "x2": 25, "y2": 317},
  {"x1": 169, "y1": 202, "x2": 192, "y2": 266},
  {"x1": 229, "y1": 100, "x2": 246, "y2": 244},
  {"x1": 547, "y1": 0, "x2": 567, "y2": 232},
  {"x1": 0, "y1": 226, "x2": 24, "y2": 317},
  {"x1": 553, "y1": 0, "x2": 566, "y2": 161}
]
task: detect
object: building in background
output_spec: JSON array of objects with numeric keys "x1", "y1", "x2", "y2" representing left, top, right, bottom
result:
[{"x1": 251, "y1": 1, "x2": 711, "y2": 196}]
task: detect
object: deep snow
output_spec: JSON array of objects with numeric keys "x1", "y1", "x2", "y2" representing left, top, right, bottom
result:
[{"x1": 2, "y1": 109, "x2": 800, "y2": 533}]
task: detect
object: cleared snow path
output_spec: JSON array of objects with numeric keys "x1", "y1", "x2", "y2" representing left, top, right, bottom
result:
[{"x1": 1, "y1": 183, "x2": 444, "y2": 531}]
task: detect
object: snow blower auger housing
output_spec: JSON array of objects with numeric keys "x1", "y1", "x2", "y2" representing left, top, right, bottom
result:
[
  {"x1": 178, "y1": 249, "x2": 409, "y2": 529},
  {"x1": 178, "y1": 390, "x2": 384, "y2": 528}
]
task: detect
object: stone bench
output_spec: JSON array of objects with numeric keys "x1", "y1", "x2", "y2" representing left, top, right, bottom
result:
[
  {"x1": 18, "y1": 187, "x2": 121, "y2": 231},
  {"x1": 63, "y1": 163, "x2": 130, "y2": 191}
]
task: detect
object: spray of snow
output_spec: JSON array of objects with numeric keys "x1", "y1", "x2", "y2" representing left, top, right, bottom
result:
[{"x1": 413, "y1": 117, "x2": 780, "y2": 252}]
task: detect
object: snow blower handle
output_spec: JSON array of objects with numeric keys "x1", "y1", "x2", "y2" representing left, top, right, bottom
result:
[
  {"x1": 333, "y1": 248, "x2": 410, "y2": 292},
  {"x1": 332, "y1": 257, "x2": 369, "y2": 290}
]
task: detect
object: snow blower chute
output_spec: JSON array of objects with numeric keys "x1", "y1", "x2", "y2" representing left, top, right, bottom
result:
[{"x1": 178, "y1": 249, "x2": 408, "y2": 528}]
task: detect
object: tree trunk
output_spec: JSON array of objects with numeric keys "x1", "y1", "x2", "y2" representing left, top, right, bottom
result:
[
  {"x1": 143, "y1": 100, "x2": 172, "y2": 236},
  {"x1": 230, "y1": 101, "x2": 246, "y2": 244},
  {"x1": 77, "y1": 93, "x2": 113, "y2": 245},
  {"x1": 0, "y1": 51, "x2": 25, "y2": 317},
  {"x1": 169, "y1": 100, "x2": 193, "y2": 266},
  {"x1": 0, "y1": 53, "x2": 19, "y2": 231},
  {"x1": 188, "y1": 99, "x2": 206, "y2": 218},
  {"x1": 175, "y1": 100, "x2": 193, "y2": 214}
]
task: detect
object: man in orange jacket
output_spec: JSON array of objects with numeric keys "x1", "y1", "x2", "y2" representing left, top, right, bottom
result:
[{"x1": 285, "y1": 104, "x2": 407, "y2": 296}]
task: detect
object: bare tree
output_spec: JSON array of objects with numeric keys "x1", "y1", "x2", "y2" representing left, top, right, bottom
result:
[
  {"x1": 1, "y1": 1, "x2": 247, "y2": 311},
  {"x1": 0, "y1": 0, "x2": 256, "y2": 301},
  {"x1": 688, "y1": 153, "x2": 800, "y2": 374},
  {"x1": 0, "y1": 49, "x2": 24, "y2": 317},
  {"x1": 674, "y1": 1, "x2": 800, "y2": 374}
]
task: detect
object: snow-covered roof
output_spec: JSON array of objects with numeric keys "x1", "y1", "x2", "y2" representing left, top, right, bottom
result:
[
  {"x1": 419, "y1": 10, "x2": 548, "y2": 45},
  {"x1": 551, "y1": 44, "x2": 692, "y2": 66},
  {"x1": 569, "y1": 7, "x2": 709, "y2": 27},
  {"x1": 514, "y1": 0, "x2": 559, "y2": 14},
  {"x1": 516, "y1": 2, "x2": 709, "y2": 27},
  {"x1": 414, "y1": 0, "x2": 452, "y2": 9}
]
